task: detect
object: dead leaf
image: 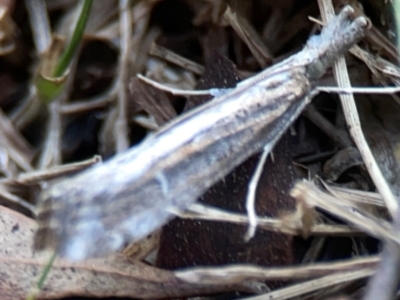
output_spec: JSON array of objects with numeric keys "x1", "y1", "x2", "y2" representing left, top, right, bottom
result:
[
  {"x1": 222, "y1": 5, "x2": 272, "y2": 67},
  {"x1": 130, "y1": 77, "x2": 177, "y2": 126},
  {"x1": 323, "y1": 147, "x2": 363, "y2": 181},
  {"x1": 0, "y1": 205, "x2": 247, "y2": 299}
]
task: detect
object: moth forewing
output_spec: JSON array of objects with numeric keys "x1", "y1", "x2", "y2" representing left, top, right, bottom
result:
[
  {"x1": 35, "y1": 70, "x2": 310, "y2": 259},
  {"x1": 34, "y1": 6, "x2": 367, "y2": 260}
]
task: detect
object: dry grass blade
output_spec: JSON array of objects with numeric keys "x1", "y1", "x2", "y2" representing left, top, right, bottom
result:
[
  {"x1": 318, "y1": 0, "x2": 398, "y2": 217},
  {"x1": 9, "y1": 87, "x2": 41, "y2": 131},
  {"x1": 58, "y1": 90, "x2": 115, "y2": 114},
  {"x1": 242, "y1": 269, "x2": 373, "y2": 300},
  {"x1": 25, "y1": 0, "x2": 51, "y2": 55},
  {"x1": 317, "y1": 2, "x2": 400, "y2": 299},
  {"x1": 323, "y1": 183, "x2": 386, "y2": 208},
  {"x1": 0, "y1": 107, "x2": 34, "y2": 173},
  {"x1": 15, "y1": 155, "x2": 101, "y2": 185},
  {"x1": 350, "y1": 45, "x2": 400, "y2": 85},
  {"x1": 37, "y1": 102, "x2": 63, "y2": 169},
  {"x1": 176, "y1": 256, "x2": 378, "y2": 284},
  {"x1": 291, "y1": 181, "x2": 398, "y2": 244},
  {"x1": 180, "y1": 203, "x2": 361, "y2": 236},
  {"x1": 114, "y1": 0, "x2": 132, "y2": 152}
]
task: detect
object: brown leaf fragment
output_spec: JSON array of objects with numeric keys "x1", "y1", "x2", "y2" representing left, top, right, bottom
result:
[
  {"x1": 222, "y1": 5, "x2": 272, "y2": 68},
  {"x1": 266, "y1": 3, "x2": 318, "y2": 55},
  {"x1": 184, "y1": 52, "x2": 240, "y2": 110},
  {"x1": 0, "y1": 205, "x2": 246, "y2": 299},
  {"x1": 188, "y1": 0, "x2": 227, "y2": 25},
  {"x1": 201, "y1": 24, "x2": 230, "y2": 63},
  {"x1": 130, "y1": 77, "x2": 177, "y2": 126},
  {"x1": 357, "y1": 97, "x2": 400, "y2": 197},
  {"x1": 123, "y1": 230, "x2": 160, "y2": 262},
  {"x1": 323, "y1": 147, "x2": 363, "y2": 181}
]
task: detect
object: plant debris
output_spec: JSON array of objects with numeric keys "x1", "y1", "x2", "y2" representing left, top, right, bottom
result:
[{"x1": 0, "y1": 0, "x2": 399, "y2": 299}]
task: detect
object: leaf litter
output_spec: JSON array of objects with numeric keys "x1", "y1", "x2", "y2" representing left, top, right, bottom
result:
[{"x1": 0, "y1": 0, "x2": 400, "y2": 299}]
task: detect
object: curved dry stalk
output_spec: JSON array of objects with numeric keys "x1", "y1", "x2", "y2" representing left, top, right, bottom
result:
[
  {"x1": 317, "y1": 0, "x2": 398, "y2": 218},
  {"x1": 176, "y1": 256, "x2": 378, "y2": 284},
  {"x1": 24, "y1": 0, "x2": 51, "y2": 55},
  {"x1": 114, "y1": 0, "x2": 132, "y2": 152},
  {"x1": 242, "y1": 269, "x2": 373, "y2": 300}
]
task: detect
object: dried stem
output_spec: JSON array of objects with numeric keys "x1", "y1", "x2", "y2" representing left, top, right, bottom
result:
[{"x1": 317, "y1": 0, "x2": 398, "y2": 218}]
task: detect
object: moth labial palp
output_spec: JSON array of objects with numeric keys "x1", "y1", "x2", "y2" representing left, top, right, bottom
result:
[{"x1": 33, "y1": 6, "x2": 367, "y2": 260}]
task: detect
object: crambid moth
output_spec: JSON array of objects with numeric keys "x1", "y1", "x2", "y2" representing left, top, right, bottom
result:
[{"x1": 34, "y1": 6, "x2": 367, "y2": 260}]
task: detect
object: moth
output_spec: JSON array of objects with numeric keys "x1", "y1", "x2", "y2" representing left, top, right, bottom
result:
[{"x1": 34, "y1": 6, "x2": 367, "y2": 260}]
